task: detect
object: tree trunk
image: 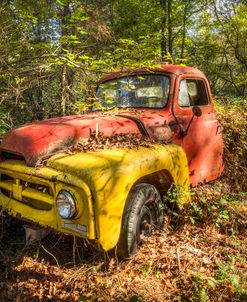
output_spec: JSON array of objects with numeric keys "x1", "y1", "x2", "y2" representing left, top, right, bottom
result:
[
  {"x1": 168, "y1": 0, "x2": 172, "y2": 55},
  {"x1": 60, "y1": 2, "x2": 73, "y2": 116},
  {"x1": 61, "y1": 64, "x2": 68, "y2": 116},
  {"x1": 180, "y1": 4, "x2": 188, "y2": 59},
  {"x1": 160, "y1": 0, "x2": 167, "y2": 61}
]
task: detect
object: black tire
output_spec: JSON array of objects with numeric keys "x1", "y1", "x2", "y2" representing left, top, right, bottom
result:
[{"x1": 117, "y1": 183, "x2": 163, "y2": 259}]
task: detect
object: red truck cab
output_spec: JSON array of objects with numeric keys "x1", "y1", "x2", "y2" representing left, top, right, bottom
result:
[{"x1": 97, "y1": 64, "x2": 224, "y2": 186}]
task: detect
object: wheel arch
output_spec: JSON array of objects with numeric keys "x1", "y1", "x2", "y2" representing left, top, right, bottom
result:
[
  {"x1": 133, "y1": 169, "x2": 174, "y2": 197},
  {"x1": 118, "y1": 169, "x2": 175, "y2": 247},
  {"x1": 91, "y1": 144, "x2": 190, "y2": 252}
]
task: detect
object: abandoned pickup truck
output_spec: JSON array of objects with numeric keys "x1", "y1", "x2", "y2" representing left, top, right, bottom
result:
[{"x1": 0, "y1": 65, "x2": 224, "y2": 258}]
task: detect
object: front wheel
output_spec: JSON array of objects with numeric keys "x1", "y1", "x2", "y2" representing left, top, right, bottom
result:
[{"x1": 117, "y1": 183, "x2": 163, "y2": 259}]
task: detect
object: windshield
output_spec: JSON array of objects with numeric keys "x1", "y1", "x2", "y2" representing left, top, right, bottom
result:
[{"x1": 95, "y1": 75, "x2": 170, "y2": 110}]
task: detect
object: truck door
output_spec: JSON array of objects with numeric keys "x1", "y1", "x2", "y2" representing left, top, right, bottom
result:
[{"x1": 172, "y1": 75, "x2": 224, "y2": 186}]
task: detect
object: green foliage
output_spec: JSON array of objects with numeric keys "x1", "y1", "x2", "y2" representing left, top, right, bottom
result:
[
  {"x1": 187, "y1": 194, "x2": 230, "y2": 227},
  {"x1": 112, "y1": 0, "x2": 161, "y2": 40},
  {"x1": 129, "y1": 295, "x2": 139, "y2": 302},
  {"x1": 215, "y1": 97, "x2": 247, "y2": 190},
  {"x1": 191, "y1": 273, "x2": 210, "y2": 302},
  {"x1": 0, "y1": 111, "x2": 11, "y2": 140},
  {"x1": 161, "y1": 184, "x2": 192, "y2": 217},
  {"x1": 191, "y1": 262, "x2": 247, "y2": 302},
  {"x1": 139, "y1": 260, "x2": 154, "y2": 276},
  {"x1": 162, "y1": 184, "x2": 243, "y2": 230},
  {"x1": 215, "y1": 263, "x2": 247, "y2": 300}
]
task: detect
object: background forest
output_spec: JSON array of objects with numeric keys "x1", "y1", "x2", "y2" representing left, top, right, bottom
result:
[
  {"x1": 0, "y1": 0, "x2": 247, "y2": 136},
  {"x1": 0, "y1": 1, "x2": 246, "y2": 301}
]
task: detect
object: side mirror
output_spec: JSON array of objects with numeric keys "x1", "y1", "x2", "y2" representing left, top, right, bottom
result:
[
  {"x1": 181, "y1": 106, "x2": 202, "y2": 138},
  {"x1": 192, "y1": 106, "x2": 202, "y2": 117}
]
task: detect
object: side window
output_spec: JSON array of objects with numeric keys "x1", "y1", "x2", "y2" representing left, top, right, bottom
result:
[{"x1": 178, "y1": 79, "x2": 209, "y2": 107}]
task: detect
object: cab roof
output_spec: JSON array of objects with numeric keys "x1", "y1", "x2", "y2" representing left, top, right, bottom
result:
[{"x1": 99, "y1": 65, "x2": 205, "y2": 83}]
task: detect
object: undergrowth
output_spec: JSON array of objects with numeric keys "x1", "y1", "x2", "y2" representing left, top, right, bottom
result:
[{"x1": 214, "y1": 97, "x2": 247, "y2": 191}]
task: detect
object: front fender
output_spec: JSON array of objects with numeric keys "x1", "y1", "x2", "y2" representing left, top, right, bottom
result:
[{"x1": 47, "y1": 144, "x2": 189, "y2": 251}]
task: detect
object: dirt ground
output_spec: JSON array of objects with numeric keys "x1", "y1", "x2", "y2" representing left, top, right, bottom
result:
[{"x1": 0, "y1": 176, "x2": 246, "y2": 302}]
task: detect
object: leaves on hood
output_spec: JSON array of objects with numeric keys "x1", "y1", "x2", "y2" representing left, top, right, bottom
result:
[{"x1": 68, "y1": 131, "x2": 157, "y2": 153}]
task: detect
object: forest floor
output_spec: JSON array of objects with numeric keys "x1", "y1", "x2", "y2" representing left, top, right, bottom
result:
[
  {"x1": 0, "y1": 174, "x2": 246, "y2": 302},
  {"x1": 0, "y1": 101, "x2": 246, "y2": 302}
]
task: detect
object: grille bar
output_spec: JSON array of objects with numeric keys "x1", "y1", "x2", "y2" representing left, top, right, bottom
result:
[
  {"x1": 0, "y1": 174, "x2": 53, "y2": 210},
  {"x1": 22, "y1": 187, "x2": 53, "y2": 204},
  {"x1": 0, "y1": 180, "x2": 13, "y2": 191}
]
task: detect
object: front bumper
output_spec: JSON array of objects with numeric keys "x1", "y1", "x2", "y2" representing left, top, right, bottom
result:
[{"x1": 0, "y1": 159, "x2": 95, "y2": 239}]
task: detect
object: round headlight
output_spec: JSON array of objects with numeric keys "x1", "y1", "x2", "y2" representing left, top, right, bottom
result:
[{"x1": 56, "y1": 190, "x2": 76, "y2": 219}]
